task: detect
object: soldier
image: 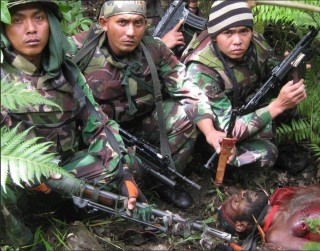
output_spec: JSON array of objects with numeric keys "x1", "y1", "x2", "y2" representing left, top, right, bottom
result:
[
  {"x1": 218, "y1": 184, "x2": 320, "y2": 250},
  {"x1": 181, "y1": 1, "x2": 306, "y2": 174},
  {"x1": 0, "y1": 0, "x2": 145, "y2": 248},
  {"x1": 69, "y1": 1, "x2": 231, "y2": 209}
]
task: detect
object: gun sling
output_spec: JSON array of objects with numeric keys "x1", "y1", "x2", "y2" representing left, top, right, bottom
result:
[{"x1": 140, "y1": 40, "x2": 176, "y2": 171}]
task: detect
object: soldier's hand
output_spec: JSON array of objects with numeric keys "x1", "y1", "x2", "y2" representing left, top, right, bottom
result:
[
  {"x1": 269, "y1": 79, "x2": 306, "y2": 119},
  {"x1": 24, "y1": 173, "x2": 61, "y2": 194},
  {"x1": 118, "y1": 168, "x2": 147, "y2": 210},
  {"x1": 161, "y1": 19, "x2": 185, "y2": 49}
]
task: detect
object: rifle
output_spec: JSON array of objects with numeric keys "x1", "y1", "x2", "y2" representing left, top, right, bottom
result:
[
  {"x1": 204, "y1": 109, "x2": 237, "y2": 187},
  {"x1": 239, "y1": 27, "x2": 319, "y2": 115},
  {"x1": 152, "y1": 0, "x2": 207, "y2": 56},
  {"x1": 46, "y1": 176, "x2": 241, "y2": 250},
  {"x1": 119, "y1": 128, "x2": 201, "y2": 190}
]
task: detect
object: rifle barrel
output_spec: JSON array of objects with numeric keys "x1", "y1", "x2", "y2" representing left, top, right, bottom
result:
[{"x1": 135, "y1": 201, "x2": 232, "y2": 242}]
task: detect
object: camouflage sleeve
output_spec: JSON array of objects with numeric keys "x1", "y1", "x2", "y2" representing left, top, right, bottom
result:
[
  {"x1": 186, "y1": 62, "x2": 273, "y2": 141},
  {"x1": 66, "y1": 31, "x2": 89, "y2": 56},
  {"x1": 76, "y1": 73, "x2": 129, "y2": 168},
  {"x1": 154, "y1": 38, "x2": 214, "y2": 123}
]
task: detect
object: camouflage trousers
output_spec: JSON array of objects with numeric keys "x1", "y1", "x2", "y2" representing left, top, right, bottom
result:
[
  {"x1": 122, "y1": 100, "x2": 198, "y2": 174},
  {"x1": 232, "y1": 137, "x2": 278, "y2": 169}
]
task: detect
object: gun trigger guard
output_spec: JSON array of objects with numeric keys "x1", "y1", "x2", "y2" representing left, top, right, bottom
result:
[{"x1": 72, "y1": 196, "x2": 88, "y2": 208}]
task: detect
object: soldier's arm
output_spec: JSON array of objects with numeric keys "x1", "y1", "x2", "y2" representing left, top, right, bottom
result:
[
  {"x1": 153, "y1": 40, "x2": 214, "y2": 123},
  {"x1": 186, "y1": 62, "x2": 274, "y2": 141},
  {"x1": 76, "y1": 73, "x2": 130, "y2": 168}
]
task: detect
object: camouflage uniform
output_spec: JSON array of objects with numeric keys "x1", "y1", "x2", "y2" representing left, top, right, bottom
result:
[
  {"x1": 182, "y1": 31, "x2": 279, "y2": 169},
  {"x1": 1, "y1": 0, "x2": 139, "y2": 247},
  {"x1": 69, "y1": 23, "x2": 214, "y2": 174}
]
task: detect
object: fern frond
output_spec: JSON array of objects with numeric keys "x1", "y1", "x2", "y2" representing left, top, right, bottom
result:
[
  {"x1": 276, "y1": 119, "x2": 311, "y2": 144},
  {"x1": 308, "y1": 144, "x2": 320, "y2": 162},
  {"x1": 254, "y1": 1, "x2": 320, "y2": 31},
  {"x1": 1, "y1": 124, "x2": 70, "y2": 193},
  {"x1": 1, "y1": 79, "x2": 62, "y2": 112}
]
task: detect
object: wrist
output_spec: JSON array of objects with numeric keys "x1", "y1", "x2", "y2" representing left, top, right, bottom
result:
[{"x1": 268, "y1": 100, "x2": 285, "y2": 119}]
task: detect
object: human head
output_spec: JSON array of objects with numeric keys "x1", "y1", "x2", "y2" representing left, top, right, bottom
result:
[
  {"x1": 207, "y1": 0, "x2": 253, "y2": 39},
  {"x1": 99, "y1": 1, "x2": 147, "y2": 56},
  {"x1": 218, "y1": 189, "x2": 268, "y2": 238},
  {"x1": 3, "y1": 1, "x2": 61, "y2": 65},
  {"x1": 207, "y1": 1, "x2": 254, "y2": 60}
]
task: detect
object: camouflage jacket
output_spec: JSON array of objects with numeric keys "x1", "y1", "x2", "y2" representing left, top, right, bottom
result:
[
  {"x1": 182, "y1": 31, "x2": 277, "y2": 141},
  {"x1": 1, "y1": 49, "x2": 127, "y2": 175},
  {"x1": 69, "y1": 30, "x2": 213, "y2": 124}
]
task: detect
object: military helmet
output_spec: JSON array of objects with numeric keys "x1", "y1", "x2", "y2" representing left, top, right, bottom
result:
[{"x1": 7, "y1": 0, "x2": 61, "y2": 20}]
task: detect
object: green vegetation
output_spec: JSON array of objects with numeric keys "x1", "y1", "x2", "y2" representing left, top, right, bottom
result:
[
  {"x1": 253, "y1": 3, "x2": 320, "y2": 162},
  {"x1": 1, "y1": 79, "x2": 70, "y2": 192}
]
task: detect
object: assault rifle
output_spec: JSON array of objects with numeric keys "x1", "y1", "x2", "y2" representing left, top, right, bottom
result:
[
  {"x1": 46, "y1": 176, "x2": 240, "y2": 250},
  {"x1": 119, "y1": 128, "x2": 201, "y2": 190},
  {"x1": 239, "y1": 26, "x2": 319, "y2": 115},
  {"x1": 152, "y1": 0, "x2": 207, "y2": 56}
]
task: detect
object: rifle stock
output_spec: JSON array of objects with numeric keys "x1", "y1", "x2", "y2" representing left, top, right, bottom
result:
[
  {"x1": 214, "y1": 137, "x2": 237, "y2": 186},
  {"x1": 214, "y1": 109, "x2": 237, "y2": 186}
]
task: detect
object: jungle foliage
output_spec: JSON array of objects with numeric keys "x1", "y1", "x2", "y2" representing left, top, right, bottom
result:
[{"x1": 0, "y1": 80, "x2": 70, "y2": 192}]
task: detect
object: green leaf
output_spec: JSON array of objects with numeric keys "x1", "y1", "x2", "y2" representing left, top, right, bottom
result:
[
  {"x1": 1, "y1": 124, "x2": 70, "y2": 193},
  {"x1": 1, "y1": 79, "x2": 62, "y2": 112},
  {"x1": 1, "y1": 1, "x2": 11, "y2": 24}
]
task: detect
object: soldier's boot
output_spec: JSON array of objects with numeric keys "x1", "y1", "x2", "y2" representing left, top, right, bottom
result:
[{"x1": 156, "y1": 185, "x2": 194, "y2": 209}]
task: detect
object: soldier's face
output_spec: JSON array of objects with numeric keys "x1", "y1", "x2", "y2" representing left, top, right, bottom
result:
[
  {"x1": 5, "y1": 4, "x2": 49, "y2": 64},
  {"x1": 100, "y1": 14, "x2": 147, "y2": 56},
  {"x1": 215, "y1": 26, "x2": 253, "y2": 60}
]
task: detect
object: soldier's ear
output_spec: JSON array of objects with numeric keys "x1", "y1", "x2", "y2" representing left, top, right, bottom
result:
[
  {"x1": 99, "y1": 17, "x2": 108, "y2": 31},
  {"x1": 234, "y1": 221, "x2": 249, "y2": 233}
]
